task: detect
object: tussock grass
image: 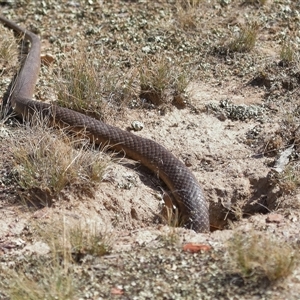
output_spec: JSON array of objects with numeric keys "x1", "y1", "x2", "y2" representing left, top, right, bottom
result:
[
  {"x1": 0, "y1": 218, "x2": 112, "y2": 299},
  {"x1": 56, "y1": 51, "x2": 139, "y2": 120},
  {"x1": 0, "y1": 28, "x2": 18, "y2": 64},
  {"x1": 68, "y1": 221, "x2": 112, "y2": 261},
  {"x1": 36, "y1": 218, "x2": 112, "y2": 262},
  {"x1": 56, "y1": 46, "x2": 189, "y2": 114},
  {"x1": 0, "y1": 27, "x2": 19, "y2": 121},
  {"x1": 280, "y1": 42, "x2": 296, "y2": 65},
  {"x1": 9, "y1": 117, "x2": 109, "y2": 206},
  {"x1": 176, "y1": 0, "x2": 201, "y2": 30},
  {"x1": 227, "y1": 231, "x2": 296, "y2": 282},
  {"x1": 2, "y1": 257, "x2": 77, "y2": 300},
  {"x1": 139, "y1": 54, "x2": 188, "y2": 107},
  {"x1": 227, "y1": 23, "x2": 258, "y2": 53},
  {"x1": 56, "y1": 52, "x2": 103, "y2": 119}
]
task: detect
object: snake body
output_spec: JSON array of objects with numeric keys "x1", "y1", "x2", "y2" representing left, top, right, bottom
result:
[{"x1": 0, "y1": 15, "x2": 210, "y2": 232}]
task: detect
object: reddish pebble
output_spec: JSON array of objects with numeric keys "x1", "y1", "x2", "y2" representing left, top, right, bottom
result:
[
  {"x1": 183, "y1": 243, "x2": 211, "y2": 253},
  {"x1": 41, "y1": 53, "x2": 55, "y2": 66},
  {"x1": 266, "y1": 213, "x2": 283, "y2": 224},
  {"x1": 111, "y1": 287, "x2": 124, "y2": 295}
]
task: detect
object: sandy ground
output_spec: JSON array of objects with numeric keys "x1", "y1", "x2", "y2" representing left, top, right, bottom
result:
[{"x1": 1, "y1": 1, "x2": 300, "y2": 299}]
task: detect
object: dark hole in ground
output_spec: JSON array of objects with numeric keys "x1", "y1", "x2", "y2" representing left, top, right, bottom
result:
[{"x1": 208, "y1": 175, "x2": 279, "y2": 232}]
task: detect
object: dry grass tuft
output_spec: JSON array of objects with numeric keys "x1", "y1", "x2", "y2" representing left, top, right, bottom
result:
[
  {"x1": 0, "y1": 27, "x2": 19, "y2": 120},
  {"x1": 68, "y1": 221, "x2": 112, "y2": 261},
  {"x1": 270, "y1": 165, "x2": 300, "y2": 195},
  {"x1": 227, "y1": 231, "x2": 296, "y2": 282},
  {"x1": 0, "y1": 218, "x2": 112, "y2": 299},
  {"x1": 0, "y1": 28, "x2": 18, "y2": 65},
  {"x1": 36, "y1": 218, "x2": 112, "y2": 262},
  {"x1": 227, "y1": 199, "x2": 248, "y2": 222},
  {"x1": 176, "y1": 0, "x2": 201, "y2": 30},
  {"x1": 2, "y1": 257, "x2": 77, "y2": 300},
  {"x1": 280, "y1": 42, "x2": 296, "y2": 66},
  {"x1": 56, "y1": 52, "x2": 106, "y2": 120},
  {"x1": 9, "y1": 117, "x2": 109, "y2": 206},
  {"x1": 228, "y1": 23, "x2": 258, "y2": 53},
  {"x1": 160, "y1": 206, "x2": 182, "y2": 245},
  {"x1": 139, "y1": 54, "x2": 188, "y2": 107},
  {"x1": 55, "y1": 51, "x2": 139, "y2": 120}
]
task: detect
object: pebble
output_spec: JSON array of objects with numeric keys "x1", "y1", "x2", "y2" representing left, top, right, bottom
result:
[{"x1": 266, "y1": 213, "x2": 283, "y2": 224}]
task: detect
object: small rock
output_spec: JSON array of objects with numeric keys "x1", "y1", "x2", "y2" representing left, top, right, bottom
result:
[
  {"x1": 183, "y1": 243, "x2": 211, "y2": 253},
  {"x1": 111, "y1": 287, "x2": 124, "y2": 295},
  {"x1": 266, "y1": 213, "x2": 283, "y2": 224},
  {"x1": 217, "y1": 112, "x2": 227, "y2": 121},
  {"x1": 41, "y1": 53, "x2": 55, "y2": 66},
  {"x1": 172, "y1": 94, "x2": 187, "y2": 109},
  {"x1": 142, "y1": 45, "x2": 151, "y2": 53},
  {"x1": 131, "y1": 121, "x2": 144, "y2": 131},
  {"x1": 32, "y1": 207, "x2": 49, "y2": 219},
  {"x1": 22, "y1": 241, "x2": 50, "y2": 255}
]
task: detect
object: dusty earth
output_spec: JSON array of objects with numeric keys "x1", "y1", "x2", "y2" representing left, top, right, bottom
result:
[{"x1": 0, "y1": 0, "x2": 300, "y2": 299}]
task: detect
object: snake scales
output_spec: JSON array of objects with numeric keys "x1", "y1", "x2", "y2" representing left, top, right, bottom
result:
[{"x1": 0, "y1": 15, "x2": 210, "y2": 232}]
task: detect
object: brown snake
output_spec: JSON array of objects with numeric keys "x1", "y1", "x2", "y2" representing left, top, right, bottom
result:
[{"x1": 0, "y1": 15, "x2": 210, "y2": 232}]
